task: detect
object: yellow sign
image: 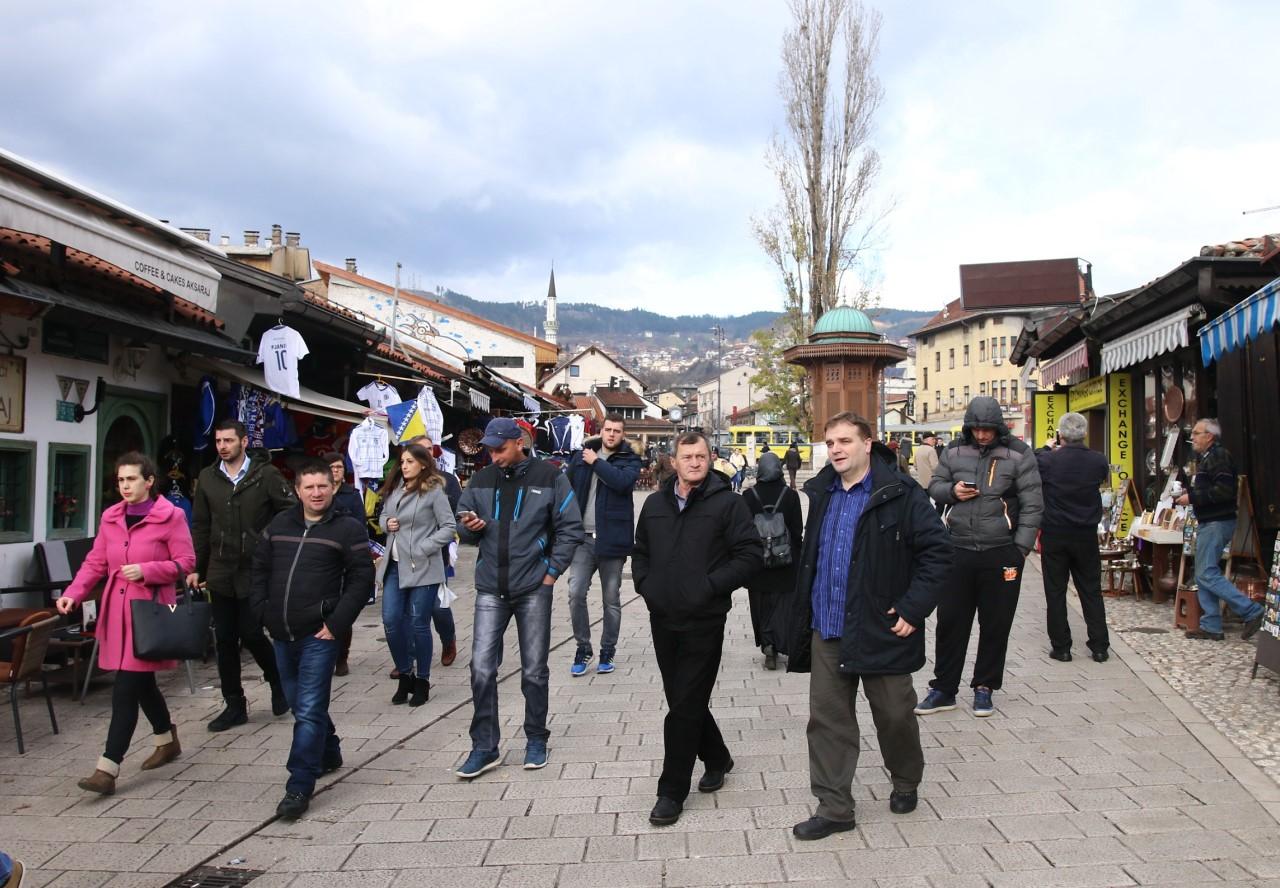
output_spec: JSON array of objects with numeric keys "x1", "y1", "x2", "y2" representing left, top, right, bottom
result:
[
  {"x1": 1069, "y1": 375, "x2": 1107, "y2": 411},
  {"x1": 1033, "y1": 392, "x2": 1065, "y2": 449},
  {"x1": 1108, "y1": 373, "x2": 1135, "y2": 535}
]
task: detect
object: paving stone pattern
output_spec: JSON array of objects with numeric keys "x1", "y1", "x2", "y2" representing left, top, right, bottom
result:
[{"x1": 3, "y1": 490, "x2": 1279, "y2": 887}]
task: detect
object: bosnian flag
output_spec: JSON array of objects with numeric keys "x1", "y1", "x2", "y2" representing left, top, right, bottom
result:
[{"x1": 384, "y1": 400, "x2": 427, "y2": 443}]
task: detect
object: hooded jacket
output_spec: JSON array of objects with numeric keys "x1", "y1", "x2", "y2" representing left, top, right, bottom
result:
[
  {"x1": 928, "y1": 397, "x2": 1043, "y2": 553},
  {"x1": 631, "y1": 468, "x2": 762, "y2": 629},
  {"x1": 249, "y1": 505, "x2": 375, "y2": 642},
  {"x1": 192, "y1": 455, "x2": 297, "y2": 598},
  {"x1": 456, "y1": 456, "x2": 584, "y2": 597},
  {"x1": 780, "y1": 443, "x2": 950, "y2": 675},
  {"x1": 566, "y1": 435, "x2": 642, "y2": 558}
]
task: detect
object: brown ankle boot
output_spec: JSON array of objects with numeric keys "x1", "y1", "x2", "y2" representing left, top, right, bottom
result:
[
  {"x1": 78, "y1": 756, "x2": 120, "y2": 795},
  {"x1": 140, "y1": 726, "x2": 181, "y2": 771}
]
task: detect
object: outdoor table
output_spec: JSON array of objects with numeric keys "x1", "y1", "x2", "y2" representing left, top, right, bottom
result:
[{"x1": 1133, "y1": 525, "x2": 1183, "y2": 603}]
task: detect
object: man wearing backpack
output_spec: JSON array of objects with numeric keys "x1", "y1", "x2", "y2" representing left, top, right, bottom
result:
[
  {"x1": 778, "y1": 413, "x2": 949, "y2": 840},
  {"x1": 744, "y1": 452, "x2": 802, "y2": 669}
]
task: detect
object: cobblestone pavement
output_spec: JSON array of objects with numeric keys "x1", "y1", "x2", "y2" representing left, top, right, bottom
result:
[
  {"x1": 1101, "y1": 590, "x2": 1280, "y2": 785},
  {"x1": 3, "y1": 493, "x2": 1280, "y2": 887}
]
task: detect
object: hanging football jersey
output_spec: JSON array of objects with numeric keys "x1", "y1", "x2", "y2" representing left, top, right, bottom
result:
[
  {"x1": 256, "y1": 325, "x2": 309, "y2": 398},
  {"x1": 356, "y1": 380, "x2": 402, "y2": 410},
  {"x1": 416, "y1": 386, "x2": 445, "y2": 444}
]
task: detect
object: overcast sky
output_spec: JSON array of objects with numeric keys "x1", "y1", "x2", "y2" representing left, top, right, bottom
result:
[{"x1": 2, "y1": 1, "x2": 1277, "y2": 316}]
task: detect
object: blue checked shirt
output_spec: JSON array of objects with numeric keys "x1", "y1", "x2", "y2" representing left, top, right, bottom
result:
[{"x1": 811, "y1": 471, "x2": 874, "y2": 639}]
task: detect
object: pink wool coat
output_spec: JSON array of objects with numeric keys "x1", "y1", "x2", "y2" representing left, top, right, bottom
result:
[{"x1": 64, "y1": 496, "x2": 197, "y2": 672}]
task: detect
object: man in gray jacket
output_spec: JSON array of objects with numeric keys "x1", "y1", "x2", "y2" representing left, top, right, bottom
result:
[
  {"x1": 916, "y1": 397, "x2": 1042, "y2": 718},
  {"x1": 453, "y1": 418, "x2": 584, "y2": 779}
]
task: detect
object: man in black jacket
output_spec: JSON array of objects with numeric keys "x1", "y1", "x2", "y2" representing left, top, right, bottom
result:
[
  {"x1": 1175, "y1": 419, "x2": 1264, "y2": 640},
  {"x1": 633, "y1": 431, "x2": 762, "y2": 827},
  {"x1": 781, "y1": 413, "x2": 949, "y2": 840},
  {"x1": 250, "y1": 460, "x2": 374, "y2": 820},
  {"x1": 1036, "y1": 413, "x2": 1111, "y2": 662},
  {"x1": 189, "y1": 419, "x2": 296, "y2": 731}
]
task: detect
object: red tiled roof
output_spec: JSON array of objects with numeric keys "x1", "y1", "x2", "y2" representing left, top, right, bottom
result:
[
  {"x1": 594, "y1": 387, "x2": 647, "y2": 408},
  {"x1": 315, "y1": 261, "x2": 558, "y2": 353},
  {"x1": 909, "y1": 298, "x2": 982, "y2": 337},
  {"x1": 573, "y1": 395, "x2": 603, "y2": 421},
  {"x1": 1200, "y1": 234, "x2": 1280, "y2": 259}
]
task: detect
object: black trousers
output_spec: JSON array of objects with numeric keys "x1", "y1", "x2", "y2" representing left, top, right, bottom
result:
[
  {"x1": 105, "y1": 670, "x2": 171, "y2": 763},
  {"x1": 930, "y1": 545, "x2": 1024, "y2": 696},
  {"x1": 211, "y1": 591, "x2": 279, "y2": 699},
  {"x1": 1041, "y1": 532, "x2": 1109, "y2": 654},
  {"x1": 650, "y1": 616, "x2": 731, "y2": 803}
]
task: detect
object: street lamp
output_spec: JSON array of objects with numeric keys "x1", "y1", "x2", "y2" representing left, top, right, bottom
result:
[{"x1": 711, "y1": 324, "x2": 725, "y2": 450}]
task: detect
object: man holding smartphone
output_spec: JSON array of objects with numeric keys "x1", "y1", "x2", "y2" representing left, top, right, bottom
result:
[
  {"x1": 918, "y1": 397, "x2": 1042, "y2": 718},
  {"x1": 453, "y1": 418, "x2": 584, "y2": 779}
]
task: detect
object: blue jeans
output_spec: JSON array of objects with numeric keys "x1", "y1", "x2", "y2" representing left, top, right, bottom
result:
[
  {"x1": 381, "y1": 561, "x2": 441, "y2": 678},
  {"x1": 273, "y1": 635, "x2": 341, "y2": 798},
  {"x1": 469, "y1": 588, "x2": 552, "y2": 753},
  {"x1": 0, "y1": 851, "x2": 12, "y2": 885},
  {"x1": 567, "y1": 538, "x2": 624, "y2": 657},
  {"x1": 1195, "y1": 519, "x2": 1262, "y2": 634}
]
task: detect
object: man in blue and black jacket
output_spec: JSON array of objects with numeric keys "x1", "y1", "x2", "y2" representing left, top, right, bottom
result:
[
  {"x1": 453, "y1": 418, "x2": 584, "y2": 779},
  {"x1": 1176, "y1": 418, "x2": 1263, "y2": 641}
]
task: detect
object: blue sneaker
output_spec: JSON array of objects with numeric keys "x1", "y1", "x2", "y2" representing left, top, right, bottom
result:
[
  {"x1": 570, "y1": 649, "x2": 593, "y2": 677},
  {"x1": 597, "y1": 654, "x2": 615, "y2": 674},
  {"x1": 524, "y1": 740, "x2": 549, "y2": 770},
  {"x1": 973, "y1": 687, "x2": 994, "y2": 717},
  {"x1": 913, "y1": 689, "x2": 957, "y2": 715},
  {"x1": 455, "y1": 748, "x2": 500, "y2": 779}
]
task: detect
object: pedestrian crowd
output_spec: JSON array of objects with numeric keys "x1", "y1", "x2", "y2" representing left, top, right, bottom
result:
[{"x1": 42, "y1": 399, "x2": 1255, "y2": 845}]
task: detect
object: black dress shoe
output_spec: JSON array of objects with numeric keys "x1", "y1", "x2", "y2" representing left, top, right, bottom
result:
[
  {"x1": 276, "y1": 791, "x2": 309, "y2": 820},
  {"x1": 649, "y1": 797, "x2": 683, "y2": 826},
  {"x1": 1185, "y1": 629, "x2": 1225, "y2": 641},
  {"x1": 1242, "y1": 613, "x2": 1264, "y2": 641},
  {"x1": 1091, "y1": 649, "x2": 1109, "y2": 663},
  {"x1": 889, "y1": 790, "x2": 917, "y2": 814},
  {"x1": 698, "y1": 757, "x2": 734, "y2": 792},
  {"x1": 322, "y1": 752, "x2": 343, "y2": 774},
  {"x1": 793, "y1": 815, "x2": 857, "y2": 841},
  {"x1": 1049, "y1": 649, "x2": 1072, "y2": 662}
]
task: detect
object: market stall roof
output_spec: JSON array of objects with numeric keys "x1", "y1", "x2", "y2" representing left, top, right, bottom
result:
[
  {"x1": 0, "y1": 147, "x2": 223, "y2": 310},
  {"x1": 1037, "y1": 340, "x2": 1091, "y2": 387},
  {"x1": 1198, "y1": 276, "x2": 1280, "y2": 365},
  {"x1": 0, "y1": 275, "x2": 252, "y2": 362},
  {"x1": 1100, "y1": 305, "x2": 1199, "y2": 374},
  {"x1": 186, "y1": 356, "x2": 388, "y2": 429}
]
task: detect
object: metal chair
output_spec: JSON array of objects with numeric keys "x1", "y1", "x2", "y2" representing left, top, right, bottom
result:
[{"x1": 1, "y1": 611, "x2": 61, "y2": 754}]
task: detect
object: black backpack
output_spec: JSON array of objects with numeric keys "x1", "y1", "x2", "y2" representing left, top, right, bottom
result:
[{"x1": 748, "y1": 487, "x2": 793, "y2": 569}]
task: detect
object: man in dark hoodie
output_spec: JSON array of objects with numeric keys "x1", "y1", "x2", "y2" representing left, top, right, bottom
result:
[
  {"x1": 632, "y1": 431, "x2": 762, "y2": 827},
  {"x1": 250, "y1": 460, "x2": 374, "y2": 820},
  {"x1": 918, "y1": 396, "x2": 1042, "y2": 718},
  {"x1": 780, "y1": 413, "x2": 949, "y2": 840},
  {"x1": 565, "y1": 414, "x2": 642, "y2": 676}
]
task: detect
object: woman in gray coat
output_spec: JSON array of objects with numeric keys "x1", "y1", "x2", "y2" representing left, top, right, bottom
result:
[{"x1": 378, "y1": 444, "x2": 456, "y2": 706}]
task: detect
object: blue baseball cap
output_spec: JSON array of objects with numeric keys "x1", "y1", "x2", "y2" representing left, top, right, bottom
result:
[{"x1": 479, "y1": 417, "x2": 523, "y2": 448}]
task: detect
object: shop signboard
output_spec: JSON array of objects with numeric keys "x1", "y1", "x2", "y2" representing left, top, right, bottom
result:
[
  {"x1": 1108, "y1": 372, "x2": 1135, "y2": 535},
  {"x1": 1069, "y1": 375, "x2": 1107, "y2": 411},
  {"x1": 0, "y1": 354, "x2": 25, "y2": 432},
  {"x1": 1033, "y1": 392, "x2": 1065, "y2": 450}
]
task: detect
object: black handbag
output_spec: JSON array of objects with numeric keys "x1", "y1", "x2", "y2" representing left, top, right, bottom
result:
[{"x1": 130, "y1": 563, "x2": 210, "y2": 662}]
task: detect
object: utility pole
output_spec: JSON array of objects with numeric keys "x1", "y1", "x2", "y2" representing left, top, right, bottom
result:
[
  {"x1": 711, "y1": 325, "x2": 725, "y2": 450},
  {"x1": 391, "y1": 261, "x2": 402, "y2": 350}
]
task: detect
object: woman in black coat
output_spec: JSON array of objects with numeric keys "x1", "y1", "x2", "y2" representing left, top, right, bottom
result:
[{"x1": 743, "y1": 452, "x2": 803, "y2": 669}]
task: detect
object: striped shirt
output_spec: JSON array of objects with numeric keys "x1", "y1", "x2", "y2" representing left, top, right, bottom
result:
[{"x1": 811, "y1": 471, "x2": 874, "y2": 639}]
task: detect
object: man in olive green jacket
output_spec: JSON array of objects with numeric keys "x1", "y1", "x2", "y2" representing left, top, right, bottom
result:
[{"x1": 188, "y1": 419, "x2": 296, "y2": 731}]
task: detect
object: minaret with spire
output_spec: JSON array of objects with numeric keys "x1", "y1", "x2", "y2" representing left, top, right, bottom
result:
[{"x1": 544, "y1": 267, "x2": 559, "y2": 345}]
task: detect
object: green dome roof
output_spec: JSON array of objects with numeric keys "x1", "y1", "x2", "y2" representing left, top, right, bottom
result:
[{"x1": 813, "y1": 306, "x2": 877, "y2": 336}]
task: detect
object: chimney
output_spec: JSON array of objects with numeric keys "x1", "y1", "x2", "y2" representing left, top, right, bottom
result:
[
  {"x1": 244, "y1": 230, "x2": 260, "y2": 247},
  {"x1": 345, "y1": 258, "x2": 358, "y2": 274},
  {"x1": 270, "y1": 224, "x2": 283, "y2": 247},
  {"x1": 219, "y1": 234, "x2": 230, "y2": 246},
  {"x1": 285, "y1": 231, "x2": 300, "y2": 247}
]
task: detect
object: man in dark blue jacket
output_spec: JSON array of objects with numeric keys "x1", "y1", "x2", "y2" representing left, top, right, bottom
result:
[
  {"x1": 1035, "y1": 413, "x2": 1112, "y2": 663},
  {"x1": 781, "y1": 413, "x2": 949, "y2": 840},
  {"x1": 565, "y1": 414, "x2": 642, "y2": 676}
]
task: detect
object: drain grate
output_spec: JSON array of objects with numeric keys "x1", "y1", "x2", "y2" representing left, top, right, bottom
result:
[
  {"x1": 1121, "y1": 626, "x2": 1168, "y2": 634},
  {"x1": 164, "y1": 867, "x2": 265, "y2": 888}
]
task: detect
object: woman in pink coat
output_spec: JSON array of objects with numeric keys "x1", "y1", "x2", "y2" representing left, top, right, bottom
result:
[{"x1": 57, "y1": 452, "x2": 196, "y2": 795}]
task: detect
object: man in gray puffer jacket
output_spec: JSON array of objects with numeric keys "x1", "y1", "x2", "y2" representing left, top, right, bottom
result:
[{"x1": 915, "y1": 397, "x2": 1043, "y2": 718}]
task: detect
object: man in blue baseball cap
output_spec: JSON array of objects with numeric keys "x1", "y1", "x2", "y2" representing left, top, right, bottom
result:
[{"x1": 453, "y1": 416, "x2": 584, "y2": 778}]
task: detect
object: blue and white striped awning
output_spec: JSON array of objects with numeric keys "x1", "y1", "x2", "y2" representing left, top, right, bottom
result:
[{"x1": 1198, "y1": 276, "x2": 1280, "y2": 365}]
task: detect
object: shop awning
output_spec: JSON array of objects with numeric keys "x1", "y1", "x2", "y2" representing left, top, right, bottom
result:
[
  {"x1": 1037, "y1": 340, "x2": 1089, "y2": 387},
  {"x1": 188, "y1": 357, "x2": 388, "y2": 429},
  {"x1": 1197, "y1": 276, "x2": 1280, "y2": 365},
  {"x1": 1100, "y1": 306, "x2": 1194, "y2": 374},
  {"x1": 0, "y1": 159, "x2": 221, "y2": 310},
  {"x1": 0, "y1": 276, "x2": 251, "y2": 362}
]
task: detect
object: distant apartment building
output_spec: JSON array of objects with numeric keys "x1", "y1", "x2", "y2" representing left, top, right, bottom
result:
[
  {"x1": 538, "y1": 344, "x2": 645, "y2": 396},
  {"x1": 911, "y1": 258, "x2": 1090, "y2": 438},
  {"x1": 696, "y1": 363, "x2": 759, "y2": 439}
]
